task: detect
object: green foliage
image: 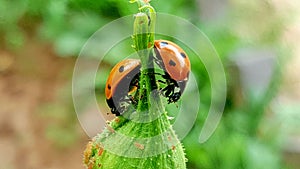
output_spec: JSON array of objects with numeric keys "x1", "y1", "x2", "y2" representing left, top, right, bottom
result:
[
  {"x1": 0, "y1": 0, "x2": 26, "y2": 48},
  {"x1": 0, "y1": 0, "x2": 199, "y2": 55}
]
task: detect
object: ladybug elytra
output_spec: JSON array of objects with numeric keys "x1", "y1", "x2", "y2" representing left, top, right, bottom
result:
[
  {"x1": 154, "y1": 40, "x2": 191, "y2": 103},
  {"x1": 105, "y1": 59, "x2": 141, "y2": 116}
]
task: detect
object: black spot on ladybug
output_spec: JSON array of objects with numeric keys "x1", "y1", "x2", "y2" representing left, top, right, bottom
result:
[
  {"x1": 180, "y1": 52, "x2": 186, "y2": 58},
  {"x1": 108, "y1": 84, "x2": 111, "y2": 90},
  {"x1": 119, "y1": 65, "x2": 124, "y2": 72},
  {"x1": 169, "y1": 60, "x2": 176, "y2": 66}
]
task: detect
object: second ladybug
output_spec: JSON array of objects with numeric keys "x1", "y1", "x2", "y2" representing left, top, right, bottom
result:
[
  {"x1": 154, "y1": 40, "x2": 191, "y2": 103},
  {"x1": 105, "y1": 59, "x2": 141, "y2": 116}
]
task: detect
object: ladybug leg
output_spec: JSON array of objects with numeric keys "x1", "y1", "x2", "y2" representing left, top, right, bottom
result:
[
  {"x1": 167, "y1": 81, "x2": 182, "y2": 103},
  {"x1": 158, "y1": 85, "x2": 167, "y2": 97},
  {"x1": 112, "y1": 95, "x2": 132, "y2": 116},
  {"x1": 156, "y1": 72, "x2": 181, "y2": 103},
  {"x1": 152, "y1": 72, "x2": 164, "y2": 78},
  {"x1": 156, "y1": 79, "x2": 166, "y2": 91},
  {"x1": 107, "y1": 98, "x2": 121, "y2": 115},
  {"x1": 114, "y1": 101, "x2": 127, "y2": 116},
  {"x1": 128, "y1": 95, "x2": 137, "y2": 104},
  {"x1": 161, "y1": 83, "x2": 172, "y2": 95},
  {"x1": 159, "y1": 73, "x2": 171, "y2": 89},
  {"x1": 160, "y1": 84, "x2": 181, "y2": 103},
  {"x1": 158, "y1": 79, "x2": 166, "y2": 84},
  {"x1": 167, "y1": 88, "x2": 176, "y2": 103},
  {"x1": 166, "y1": 81, "x2": 182, "y2": 103},
  {"x1": 122, "y1": 98, "x2": 131, "y2": 104},
  {"x1": 111, "y1": 107, "x2": 120, "y2": 116},
  {"x1": 162, "y1": 85, "x2": 176, "y2": 103},
  {"x1": 161, "y1": 73, "x2": 171, "y2": 80},
  {"x1": 156, "y1": 87, "x2": 165, "y2": 96},
  {"x1": 132, "y1": 76, "x2": 140, "y2": 86},
  {"x1": 164, "y1": 87, "x2": 171, "y2": 97}
]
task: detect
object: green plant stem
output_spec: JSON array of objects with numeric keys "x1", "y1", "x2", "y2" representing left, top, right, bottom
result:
[{"x1": 132, "y1": 3, "x2": 157, "y2": 112}]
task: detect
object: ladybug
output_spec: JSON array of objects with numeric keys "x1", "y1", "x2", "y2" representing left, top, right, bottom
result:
[
  {"x1": 105, "y1": 59, "x2": 141, "y2": 116},
  {"x1": 154, "y1": 40, "x2": 191, "y2": 103}
]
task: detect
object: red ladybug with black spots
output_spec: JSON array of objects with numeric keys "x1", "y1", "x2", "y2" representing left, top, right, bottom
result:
[
  {"x1": 105, "y1": 59, "x2": 141, "y2": 116},
  {"x1": 154, "y1": 40, "x2": 191, "y2": 103}
]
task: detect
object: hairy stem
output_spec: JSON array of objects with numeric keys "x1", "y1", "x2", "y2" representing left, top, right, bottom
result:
[{"x1": 132, "y1": 3, "x2": 157, "y2": 112}]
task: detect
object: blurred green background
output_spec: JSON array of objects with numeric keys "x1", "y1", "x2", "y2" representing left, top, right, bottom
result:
[{"x1": 1, "y1": 0, "x2": 300, "y2": 169}]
